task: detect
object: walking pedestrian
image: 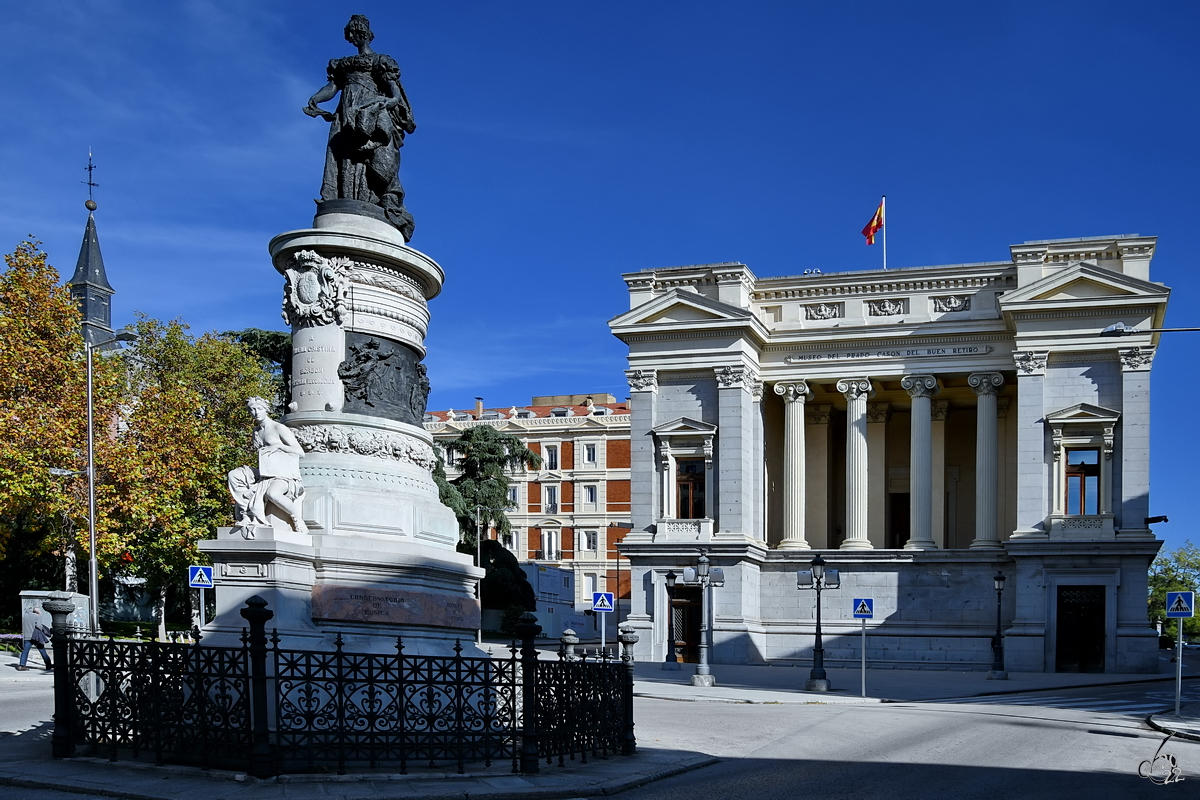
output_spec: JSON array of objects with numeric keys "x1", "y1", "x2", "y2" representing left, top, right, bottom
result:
[{"x1": 17, "y1": 605, "x2": 52, "y2": 671}]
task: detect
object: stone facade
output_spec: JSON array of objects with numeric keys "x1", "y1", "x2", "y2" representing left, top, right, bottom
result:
[{"x1": 610, "y1": 235, "x2": 1168, "y2": 673}]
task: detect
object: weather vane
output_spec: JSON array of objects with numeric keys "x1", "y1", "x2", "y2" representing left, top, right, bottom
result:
[{"x1": 83, "y1": 149, "x2": 99, "y2": 211}]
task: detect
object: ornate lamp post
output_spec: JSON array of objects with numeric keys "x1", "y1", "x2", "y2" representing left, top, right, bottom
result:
[
  {"x1": 989, "y1": 571, "x2": 1007, "y2": 680},
  {"x1": 682, "y1": 549, "x2": 724, "y2": 687},
  {"x1": 663, "y1": 570, "x2": 680, "y2": 670},
  {"x1": 797, "y1": 554, "x2": 839, "y2": 692}
]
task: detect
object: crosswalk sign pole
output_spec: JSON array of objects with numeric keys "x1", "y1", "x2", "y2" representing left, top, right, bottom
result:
[
  {"x1": 1178, "y1": 618, "x2": 1183, "y2": 717},
  {"x1": 200, "y1": 587, "x2": 206, "y2": 630},
  {"x1": 861, "y1": 618, "x2": 866, "y2": 698}
]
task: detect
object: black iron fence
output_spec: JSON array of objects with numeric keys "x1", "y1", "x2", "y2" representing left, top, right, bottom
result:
[{"x1": 43, "y1": 596, "x2": 636, "y2": 777}]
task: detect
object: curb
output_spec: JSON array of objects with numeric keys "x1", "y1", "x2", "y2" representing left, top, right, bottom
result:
[
  {"x1": 0, "y1": 753, "x2": 719, "y2": 800},
  {"x1": 634, "y1": 691, "x2": 882, "y2": 705},
  {"x1": 901, "y1": 673, "x2": 1200, "y2": 703}
]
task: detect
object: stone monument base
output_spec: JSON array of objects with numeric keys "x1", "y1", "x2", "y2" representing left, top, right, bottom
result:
[{"x1": 199, "y1": 527, "x2": 484, "y2": 656}]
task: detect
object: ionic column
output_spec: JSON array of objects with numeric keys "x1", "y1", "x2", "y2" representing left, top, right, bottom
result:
[
  {"x1": 901, "y1": 375, "x2": 939, "y2": 550},
  {"x1": 969, "y1": 372, "x2": 1004, "y2": 549},
  {"x1": 837, "y1": 378, "x2": 874, "y2": 550},
  {"x1": 774, "y1": 381, "x2": 812, "y2": 549}
]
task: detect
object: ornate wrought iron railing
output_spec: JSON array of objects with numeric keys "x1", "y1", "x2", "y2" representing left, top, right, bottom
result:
[{"x1": 43, "y1": 596, "x2": 636, "y2": 777}]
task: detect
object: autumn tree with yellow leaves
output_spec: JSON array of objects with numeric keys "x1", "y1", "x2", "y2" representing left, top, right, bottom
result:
[{"x1": 0, "y1": 242, "x2": 277, "y2": 634}]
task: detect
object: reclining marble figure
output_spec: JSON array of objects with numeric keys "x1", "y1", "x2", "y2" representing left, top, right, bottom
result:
[{"x1": 227, "y1": 396, "x2": 308, "y2": 537}]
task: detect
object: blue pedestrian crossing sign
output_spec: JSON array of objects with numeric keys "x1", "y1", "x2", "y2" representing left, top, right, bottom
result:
[
  {"x1": 853, "y1": 598, "x2": 874, "y2": 619},
  {"x1": 188, "y1": 565, "x2": 213, "y2": 589},
  {"x1": 592, "y1": 592, "x2": 614, "y2": 613},
  {"x1": 1166, "y1": 591, "x2": 1195, "y2": 619}
]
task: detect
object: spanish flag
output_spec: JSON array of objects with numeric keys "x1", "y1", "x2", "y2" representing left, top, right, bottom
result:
[{"x1": 862, "y1": 198, "x2": 884, "y2": 245}]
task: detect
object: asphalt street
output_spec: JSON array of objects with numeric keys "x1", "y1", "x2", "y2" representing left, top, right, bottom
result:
[{"x1": 2, "y1": 661, "x2": 1197, "y2": 799}]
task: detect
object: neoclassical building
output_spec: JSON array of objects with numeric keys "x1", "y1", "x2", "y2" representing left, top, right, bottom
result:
[{"x1": 610, "y1": 234, "x2": 1167, "y2": 673}]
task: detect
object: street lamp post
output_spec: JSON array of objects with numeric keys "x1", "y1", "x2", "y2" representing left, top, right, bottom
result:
[
  {"x1": 82, "y1": 331, "x2": 137, "y2": 635},
  {"x1": 663, "y1": 570, "x2": 680, "y2": 670},
  {"x1": 797, "y1": 554, "x2": 840, "y2": 692},
  {"x1": 682, "y1": 549, "x2": 724, "y2": 687},
  {"x1": 989, "y1": 571, "x2": 1007, "y2": 680}
]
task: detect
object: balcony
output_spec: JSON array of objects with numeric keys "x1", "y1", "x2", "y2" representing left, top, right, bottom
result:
[
  {"x1": 654, "y1": 517, "x2": 714, "y2": 542},
  {"x1": 534, "y1": 549, "x2": 562, "y2": 561}
]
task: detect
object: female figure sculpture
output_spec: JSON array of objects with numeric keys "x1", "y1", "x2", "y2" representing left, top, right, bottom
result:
[{"x1": 305, "y1": 16, "x2": 417, "y2": 241}]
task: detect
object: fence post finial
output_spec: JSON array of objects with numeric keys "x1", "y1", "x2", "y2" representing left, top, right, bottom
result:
[
  {"x1": 43, "y1": 592, "x2": 76, "y2": 758},
  {"x1": 515, "y1": 612, "x2": 542, "y2": 774},
  {"x1": 239, "y1": 596, "x2": 275, "y2": 779},
  {"x1": 618, "y1": 625, "x2": 640, "y2": 756}
]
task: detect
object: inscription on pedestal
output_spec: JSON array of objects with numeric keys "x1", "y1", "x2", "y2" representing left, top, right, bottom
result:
[
  {"x1": 311, "y1": 584, "x2": 481, "y2": 630},
  {"x1": 291, "y1": 324, "x2": 346, "y2": 412}
]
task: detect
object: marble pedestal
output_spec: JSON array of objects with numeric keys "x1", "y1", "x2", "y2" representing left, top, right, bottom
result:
[{"x1": 199, "y1": 209, "x2": 483, "y2": 654}]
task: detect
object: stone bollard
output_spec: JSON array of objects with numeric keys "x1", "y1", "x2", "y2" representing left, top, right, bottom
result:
[
  {"x1": 515, "y1": 612, "x2": 543, "y2": 774},
  {"x1": 42, "y1": 592, "x2": 77, "y2": 758},
  {"x1": 559, "y1": 628, "x2": 579, "y2": 662},
  {"x1": 618, "y1": 625, "x2": 639, "y2": 756}
]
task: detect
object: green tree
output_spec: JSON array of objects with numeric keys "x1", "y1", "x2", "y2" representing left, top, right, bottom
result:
[
  {"x1": 1148, "y1": 541, "x2": 1200, "y2": 640},
  {"x1": 0, "y1": 241, "x2": 120, "y2": 621},
  {"x1": 435, "y1": 425, "x2": 541, "y2": 550},
  {"x1": 98, "y1": 316, "x2": 277, "y2": 636},
  {"x1": 223, "y1": 328, "x2": 292, "y2": 412}
]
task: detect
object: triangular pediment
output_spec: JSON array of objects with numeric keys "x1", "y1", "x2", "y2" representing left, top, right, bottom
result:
[
  {"x1": 1038, "y1": 277, "x2": 1135, "y2": 300},
  {"x1": 652, "y1": 417, "x2": 718, "y2": 436},
  {"x1": 1045, "y1": 403, "x2": 1121, "y2": 424},
  {"x1": 609, "y1": 289, "x2": 753, "y2": 328},
  {"x1": 1000, "y1": 262, "x2": 1168, "y2": 307}
]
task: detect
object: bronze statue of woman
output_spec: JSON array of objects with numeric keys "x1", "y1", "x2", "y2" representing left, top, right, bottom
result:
[{"x1": 304, "y1": 16, "x2": 417, "y2": 241}]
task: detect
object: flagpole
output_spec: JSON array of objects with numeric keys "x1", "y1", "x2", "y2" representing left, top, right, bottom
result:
[{"x1": 882, "y1": 195, "x2": 887, "y2": 271}]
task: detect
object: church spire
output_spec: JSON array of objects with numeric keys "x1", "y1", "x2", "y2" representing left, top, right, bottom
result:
[{"x1": 68, "y1": 151, "x2": 115, "y2": 345}]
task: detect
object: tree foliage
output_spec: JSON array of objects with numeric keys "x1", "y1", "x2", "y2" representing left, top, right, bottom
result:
[
  {"x1": 0, "y1": 241, "x2": 278, "y2": 630},
  {"x1": 1149, "y1": 541, "x2": 1200, "y2": 639},
  {"x1": 434, "y1": 425, "x2": 542, "y2": 549},
  {"x1": 98, "y1": 316, "x2": 278, "y2": 594},
  {"x1": 223, "y1": 328, "x2": 291, "y2": 412}
]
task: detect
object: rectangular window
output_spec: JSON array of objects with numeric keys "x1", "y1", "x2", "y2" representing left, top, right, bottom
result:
[
  {"x1": 545, "y1": 445, "x2": 559, "y2": 470},
  {"x1": 676, "y1": 458, "x2": 706, "y2": 519},
  {"x1": 1065, "y1": 449, "x2": 1100, "y2": 515},
  {"x1": 584, "y1": 444, "x2": 597, "y2": 463},
  {"x1": 545, "y1": 485, "x2": 558, "y2": 513},
  {"x1": 586, "y1": 574, "x2": 597, "y2": 595},
  {"x1": 584, "y1": 485, "x2": 597, "y2": 505},
  {"x1": 542, "y1": 530, "x2": 560, "y2": 561},
  {"x1": 507, "y1": 486, "x2": 519, "y2": 508},
  {"x1": 582, "y1": 530, "x2": 598, "y2": 551}
]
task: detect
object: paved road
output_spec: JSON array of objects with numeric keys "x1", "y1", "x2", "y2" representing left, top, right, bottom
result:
[
  {"x1": 625, "y1": 684, "x2": 1197, "y2": 799},
  {"x1": 2, "y1": 662, "x2": 1196, "y2": 799}
]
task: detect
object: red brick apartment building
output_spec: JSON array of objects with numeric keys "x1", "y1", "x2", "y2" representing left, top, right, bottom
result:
[{"x1": 425, "y1": 394, "x2": 632, "y2": 615}]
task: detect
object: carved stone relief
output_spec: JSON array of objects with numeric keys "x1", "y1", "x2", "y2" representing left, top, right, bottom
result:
[
  {"x1": 932, "y1": 295, "x2": 971, "y2": 313},
  {"x1": 866, "y1": 298, "x2": 906, "y2": 316},
  {"x1": 1118, "y1": 346, "x2": 1156, "y2": 371},
  {"x1": 338, "y1": 333, "x2": 430, "y2": 425},
  {"x1": 282, "y1": 250, "x2": 352, "y2": 327},
  {"x1": 804, "y1": 302, "x2": 842, "y2": 320},
  {"x1": 293, "y1": 425, "x2": 437, "y2": 470},
  {"x1": 1014, "y1": 350, "x2": 1049, "y2": 375},
  {"x1": 626, "y1": 369, "x2": 658, "y2": 391}
]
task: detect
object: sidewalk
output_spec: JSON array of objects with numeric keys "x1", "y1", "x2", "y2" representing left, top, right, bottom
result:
[
  {"x1": 631, "y1": 651, "x2": 1198, "y2": 705},
  {"x1": 1149, "y1": 702, "x2": 1200, "y2": 742}
]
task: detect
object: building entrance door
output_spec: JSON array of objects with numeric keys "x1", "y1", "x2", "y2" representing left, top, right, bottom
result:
[
  {"x1": 1056, "y1": 585, "x2": 1106, "y2": 673},
  {"x1": 671, "y1": 586, "x2": 702, "y2": 663},
  {"x1": 887, "y1": 493, "x2": 910, "y2": 549}
]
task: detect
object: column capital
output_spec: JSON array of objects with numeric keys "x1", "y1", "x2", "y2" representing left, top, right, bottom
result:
[
  {"x1": 626, "y1": 368, "x2": 658, "y2": 392},
  {"x1": 715, "y1": 364, "x2": 758, "y2": 390},
  {"x1": 773, "y1": 381, "x2": 812, "y2": 403},
  {"x1": 1013, "y1": 350, "x2": 1048, "y2": 376},
  {"x1": 901, "y1": 374, "x2": 940, "y2": 398},
  {"x1": 968, "y1": 372, "x2": 1005, "y2": 396},
  {"x1": 1118, "y1": 346, "x2": 1156, "y2": 372},
  {"x1": 836, "y1": 377, "x2": 874, "y2": 401},
  {"x1": 866, "y1": 402, "x2": 891, "y2": 424}
]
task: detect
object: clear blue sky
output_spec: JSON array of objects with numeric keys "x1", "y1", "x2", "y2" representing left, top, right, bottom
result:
[{"x1": 2, "y1": 2, "x2": 1198, "y2": 553}]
